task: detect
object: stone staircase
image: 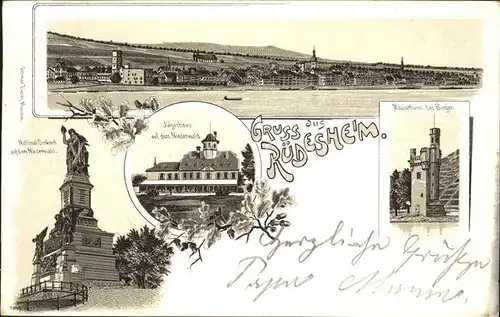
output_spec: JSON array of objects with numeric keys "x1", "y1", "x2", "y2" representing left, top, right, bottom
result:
[{"x1": 14, "y1": 281, "x2": 88, "y2": 312}]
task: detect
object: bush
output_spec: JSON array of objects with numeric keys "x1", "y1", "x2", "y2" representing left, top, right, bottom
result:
[
  {"x1": 70, "y1": 75, "x2": 79, "y2": 84},
  {"x1": 215, "y1": 187, "x2": 230, "y2": 196},
  {"x1": 114, "y1": 225, "x2": 174, "y2": 289},
  {"x1": 147, "y1": 187, "x2": 159, "y2": 197},
  {"x1": 110, "y1": 72, "x2": 122, "y2": 83}
]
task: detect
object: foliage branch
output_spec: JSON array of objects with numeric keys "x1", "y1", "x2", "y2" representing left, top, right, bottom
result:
[
  {"x1": 151, "y1": 180, "x2": 295, "y2": 268},
  {"x1": 57, "y1": 95, "x2": 160, "y2": 154}
]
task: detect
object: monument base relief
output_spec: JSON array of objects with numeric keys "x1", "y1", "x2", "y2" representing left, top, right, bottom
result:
[{"x1": 31, "y1": 126, "x2": 119, "y2": 286}]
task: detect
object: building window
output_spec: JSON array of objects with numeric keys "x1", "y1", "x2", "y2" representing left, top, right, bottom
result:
[
  {"x1": 183, "y1": 173, "x2": 187, "y2": 179},
  {"x1": 216, "y1": 172, "x2": 221, "y2": 179},
  {"x1": 206, "y1": 173, "x2": 211, "y2": 179},
  {"x1": 416, "y1": 172, "x2": 421, "y2": 179},
  {"x1": 196, "y1": 173, "x2": 201, "y2": 179},
  {"x1": 224, "y1": 172, "x2": 228, "y2": 179},
  {"x1": 167, "y1": 173, "x2": 172, "y2": 180},
  {"x1": 174, "y1": 174, "x2": 179, "y2": 180},
  {"x1": 189, "y1": 173, "x2": 193, "y2": 179},
  {"x1": 159, "y1": 173, "x2": 165, "y2": 180},
  {"x1": 231, "y1": 172, "x2": 236, "y2": 179},
  {"x1": 420, "y1": 193, "x2": 423, "y2": 198}
]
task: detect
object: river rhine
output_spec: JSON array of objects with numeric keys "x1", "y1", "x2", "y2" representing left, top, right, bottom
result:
[{"x1": 47, "y1": 89, "x2": 478, "y2": 117}]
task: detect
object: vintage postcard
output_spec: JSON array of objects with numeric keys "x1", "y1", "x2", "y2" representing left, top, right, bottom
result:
[{"x1": 2, "y1": 1, "x2": 499, "y2": 316}]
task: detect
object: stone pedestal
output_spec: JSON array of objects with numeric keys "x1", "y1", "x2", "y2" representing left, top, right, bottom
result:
[
  {"x1": 54, "y1": 244, "x2": 76, "y2": 282},
  {"x1": 72, "y1": 215, "x2": 119, "y2": 282},
  {"x1": 31, "y1": 260, "x2": 41, "y2": 285}
]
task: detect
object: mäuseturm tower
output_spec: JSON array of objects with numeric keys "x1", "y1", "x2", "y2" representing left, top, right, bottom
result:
[{"x1": 408, "y1": 126, "x2": 446, "y2": 217}]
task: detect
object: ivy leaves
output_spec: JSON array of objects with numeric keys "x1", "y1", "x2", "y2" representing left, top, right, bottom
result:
[{"x1": 58, "y1": 96, "x2": 158, "y2": 155}]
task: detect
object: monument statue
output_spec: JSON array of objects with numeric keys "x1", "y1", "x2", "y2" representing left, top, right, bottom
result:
[
  {"x1": 32, "y1": 227, "x2": 48, "y2": 263},
  {"x1": 61, "y1": 126, "x2": 90, "y2": 176}
]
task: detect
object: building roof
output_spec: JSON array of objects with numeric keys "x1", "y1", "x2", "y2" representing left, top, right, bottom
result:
[
  {"x1": 146, "y1": 162, "x2": 180, "y2": 172},
  {"x1": 179, "y1": 151, "x2": 238, "y2": 171},
  {"x1": 202, "y1": 133, "x2": 219, "y2": 143},
  {"x1": 146, "y1": 150, "x2": 239, "y2": 172},
  {"x1": 196, "y1": 54, "x2": 218, "y2": 60}
]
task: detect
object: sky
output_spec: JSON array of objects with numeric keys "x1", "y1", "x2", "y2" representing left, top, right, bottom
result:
[
  {"x1": 47, "y1": 19, "x2": 483, "y2": 68},
  {"x1": 388, "y1": 109, "x2": 465, "y2": 172}
]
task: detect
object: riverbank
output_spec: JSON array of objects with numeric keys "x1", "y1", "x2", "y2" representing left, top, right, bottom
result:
[{"x1": 48, "y1": 83, "x2": 480, "y2": 93}]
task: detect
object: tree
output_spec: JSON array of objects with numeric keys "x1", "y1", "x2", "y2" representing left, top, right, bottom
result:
[
  {"x1": 240, "y1": 143, "x2": 255, "y2": 183},
  {"x1": 114, "y1": 225, "x2": 174, "y2": 289},
  {"x1": 397, "y1": 168, "x2": 412, "y2": 213},
  {"x1": 70, "y1": 75, "x2": 79, "y2": 84},
  {"x1": 110, "y1": 72, "x2": 121, "y2": 83},
  {"x1": 390, "y1": 169, "x2": 401, "y2": 216},
  {"x1": 132, "y1": 173, "x2": 147, "y2": 187}
]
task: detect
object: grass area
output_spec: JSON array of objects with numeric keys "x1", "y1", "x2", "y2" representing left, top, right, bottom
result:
[
  {"x1": 137, "y1": 194, "x2": 244, "y2": 222},
  {"x1": 390, "y1": 211, "x2": 458, "y2": 223},
  {"x1": 71, "y1": 286, "x2": 161, "y2": 311}
]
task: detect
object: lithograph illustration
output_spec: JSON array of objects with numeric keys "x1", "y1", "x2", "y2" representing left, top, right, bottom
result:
[
  {"x1": 3, "y1": 1, "x2": 499, "y2": 317},
  {"x1": 379, "y1": 101, "x2": 470, "y2": 227},
  {"x1": 34, "y1": 17, "x2": 484, "y2": 117},
  {"x1": 13, "y1": 127, "x2": 165, "y2": 312},
  {"x1": 126, "y1": 101, "x2": 296, "y2": 268}
]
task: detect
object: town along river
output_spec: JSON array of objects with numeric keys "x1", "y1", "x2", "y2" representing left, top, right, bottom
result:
[{"x1": 47, "y1": 89, "x2": 478, "y2": 117}]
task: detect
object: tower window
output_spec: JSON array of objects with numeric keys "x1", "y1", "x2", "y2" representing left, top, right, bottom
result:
[
  {"x1": 420, "y1": 193, "x2": 423, "y2": 198},
  {"x1": 416, "y1": 172, "x2": 421, "y2": 179}
]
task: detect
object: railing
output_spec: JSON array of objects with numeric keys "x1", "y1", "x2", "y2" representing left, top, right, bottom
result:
[{"x1": 16, "y1": 281, "x2": 88, "y2": 311}]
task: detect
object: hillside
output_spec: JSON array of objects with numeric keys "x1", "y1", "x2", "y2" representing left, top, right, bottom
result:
[
  {"x1": 47, "y1": 31, "x2": 321, "y2": 70},
  {"x1": 47, "y1": 32, "x2": 482, "y2": 73},
  {"x1": 151, "y1": 42, "x2": 313, "y2": 59},
  {"x1": 439, "y1": 149, "x2": 460, "y2": 213}
]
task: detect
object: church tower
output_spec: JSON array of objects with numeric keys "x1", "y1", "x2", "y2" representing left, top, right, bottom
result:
[
  {"x1": 202, "y1": 131, "x2": 219, "y2": 159},
  {"x1": 112, "y1": 50, "x2": 123, "y2": 74},
  {"x1": 400, "y1": 56, "x2": 404, "y2": 71}
]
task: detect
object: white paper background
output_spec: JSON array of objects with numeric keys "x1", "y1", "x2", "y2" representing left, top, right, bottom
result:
[{"x1": 2, "y1": 1, "x2": 499, "y2": 316}]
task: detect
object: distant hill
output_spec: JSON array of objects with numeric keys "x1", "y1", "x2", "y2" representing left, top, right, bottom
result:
[
  {"x1": 47, "y1": 31, "x2": 326, "y2": 69},
  {"x1": 439, "y1": 149, "x2": 460, "y2": 213},
  {"x1": 47, "y1": 31, "x2": 481, "y2": 73},
  {"x1": 150, "y1": 42, "x2": 314, "y2": 60}
]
